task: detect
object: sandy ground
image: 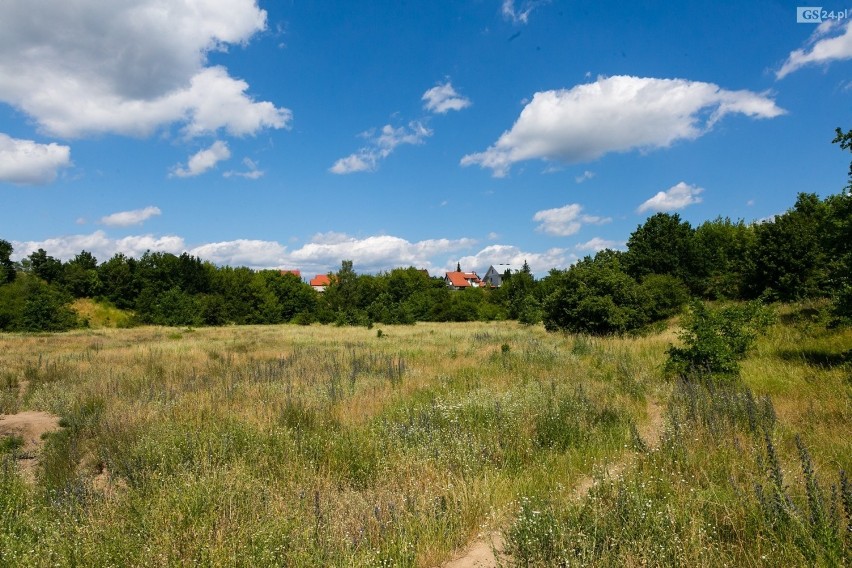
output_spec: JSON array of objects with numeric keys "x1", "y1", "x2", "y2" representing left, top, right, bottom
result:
[
  {"x1": 439, "y1": 397, "x2": 666, "y2": 568},
  {"x1": 0, "y1": 410, "x2": 62, "y2": 483}
]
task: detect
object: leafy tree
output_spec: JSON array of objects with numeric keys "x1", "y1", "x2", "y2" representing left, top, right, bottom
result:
[
  {"x1": 27, "y1": 248, "x2": 63, "y2": 284},
  {"x1": 63, "y1": 250, "x2": 100, "y2": 298},
  {"x1": 543, "y1": 252, "x2": 648, "y2": 335},
  {"x1": 0, "y1": 239, "x2": 15, "y2": 284},
  {"x1": 747, "y1": 194, "x2": 828, "y2": 301},
  {"x1": 0, "y1": 274, "x2": 77, "y2": 331},
  {"x1": 694, "y1": 217, "x2": 754, "y2": 299},
  {"x1": 623, "y1": 213, "x2": 704, "y2": 294},
  {"x1": 258, "y1": 271, "x2": 317, "y2": 322},
  {"x1": 98, "y1": 253, "x2": 139, "y2": 309}
]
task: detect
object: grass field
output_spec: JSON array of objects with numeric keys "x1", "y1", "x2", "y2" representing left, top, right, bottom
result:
[{"x1": 0, "y1": 306, "x2": 849, "y2": 566}]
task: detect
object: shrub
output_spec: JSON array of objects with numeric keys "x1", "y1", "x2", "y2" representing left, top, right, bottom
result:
[{"x1": 666, "y1": 300, "x2": 773, "y2": 379}]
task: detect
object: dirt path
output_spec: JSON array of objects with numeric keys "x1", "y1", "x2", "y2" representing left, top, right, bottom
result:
[
  {"x1": 0, "y1": 410, "x2": 62, "y2": 483},
  {"x1": 438, "y1": 397, "x2": 666, "y2": 568}
]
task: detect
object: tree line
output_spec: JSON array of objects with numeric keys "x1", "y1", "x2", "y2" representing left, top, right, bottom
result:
[{"x1": 1, "y1": 129, "x2": 850, "y2": 333}]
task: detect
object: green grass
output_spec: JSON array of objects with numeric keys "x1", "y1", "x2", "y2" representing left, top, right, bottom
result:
[{"x1": 0, "y1": 309, "x2": 848, "y2": 566}]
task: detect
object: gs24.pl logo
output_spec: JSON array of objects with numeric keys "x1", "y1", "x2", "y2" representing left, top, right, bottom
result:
[{"x1": 797, "y1": 7, "x2": 850, "y2": 22}]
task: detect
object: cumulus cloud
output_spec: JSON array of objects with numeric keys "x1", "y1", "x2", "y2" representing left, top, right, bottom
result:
[
  {"x1": 12, "y1": 230, "x2": 476, "y2": 275},
  {"x1": 453, "y1": 244, "x2": 572, "y2": 275},
  {"x1": 171, "y1": 141, "x2": 231, "y2": 178},
  {"x1": 422, "y1": 81, "x2": 472, "y2": 114},
  {"x1": 12, "y1": 231, "x2": 185, "y2": 261},
  {"x1": 533, "y1": 203, "x2": 611, "y2": 236},
  {"x1": 575, "y1": 237, "x2": 625, "y2": 252},
  {"x1": 330, "y1": 122, "x2": 432, "y2": 174},
  {"x1": 777, "y1": 20, "x2": 852, "y2": 79},
  {"x1": 224, "y1": 157, "x2": 264, "y2": 179},
  {"x1": 637, "y1": 181, "x2": 704, "y2": 213},
  {"x1": 0, "y1": 1, "x2": 290, "y2": 138},
  {"x1": 288, "y1": 233, "x2": 475, "y2": 273},
  {"x1": 461, "y1": 75, "x2": 784, "y2": 177},
  {"x1": 501, "y1": 0, "x2": 550, "y2": 24},
  {"x1": 0, "y1": 133, "x2": 71, "y2": 185},
  {"x1": 100, "y1": 206, "x2": 162, "y2": 227}
]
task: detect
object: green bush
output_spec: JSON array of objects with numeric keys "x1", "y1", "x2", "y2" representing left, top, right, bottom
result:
[{"x1": 666, "y1": 301, "x2": 773, "y2": 379}]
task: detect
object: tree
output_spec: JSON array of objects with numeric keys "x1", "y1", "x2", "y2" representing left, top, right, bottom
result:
[
  {"x1": 542, "y1": 252, "x2": 647, "y2": 335},
  {"x1": 0, "y1": 239, "x2": 15, "y2": 284},
  {"x1": 98, "y1": 253, "x2": 139, "y2": 309},
  {"x1": 27, "y1": 248, "x2": 63, "y2": 284},
  {"x1": 694, "y1": 217, "x2": 754, "y2": 299},
  {"x1": 63, "y1": 250, "x2": 100, "y2": 298},
  {"x1": 623, "y1": 213, "x2": 704, "y2": 294},
  {"x1": 747, "y1": 194, "x2": 828, "y2": 301}
]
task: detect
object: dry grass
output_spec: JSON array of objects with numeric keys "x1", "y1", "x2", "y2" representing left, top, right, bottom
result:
[{"x1": 0, "y1": 311, "x2": 848, "y2": 566}]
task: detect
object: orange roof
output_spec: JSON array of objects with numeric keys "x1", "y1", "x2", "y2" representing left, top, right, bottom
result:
[
  {"x1": 280, "y1": 269, "x2": 301, "y2": 278},
  {"x1": 310, "y1": 274, "x2": 331, "y2": 286},
  {"x1": 445, "y1": 271, "x2": 481, "y2": 287}
]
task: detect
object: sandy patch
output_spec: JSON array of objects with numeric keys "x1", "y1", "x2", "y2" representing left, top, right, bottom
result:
[{"x1": 0, "y1": 410, "x2": 62, "y2": 483}]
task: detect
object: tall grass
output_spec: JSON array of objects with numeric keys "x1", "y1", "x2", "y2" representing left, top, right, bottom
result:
[{"x1": 0, "y1": 307, "x2": 848, "y2": 566}]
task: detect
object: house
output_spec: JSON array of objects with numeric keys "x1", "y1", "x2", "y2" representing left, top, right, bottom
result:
[
  {"x1": 444, "y1": 271, "x2": 482, "y2": 290},
  {"x1": 482, "y1": 264, "x2": 523, "y2": 288},
  {"x1": 279, "y1": 269, "x2": 302, "y2": 279},
  {"x1": 309, "y1": 274, "x2": 331, "y2": 292}
]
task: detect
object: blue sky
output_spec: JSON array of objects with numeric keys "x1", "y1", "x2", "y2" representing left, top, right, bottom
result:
[{"x1": 1, "y1": 1, "x2": 850, "y2": 277}]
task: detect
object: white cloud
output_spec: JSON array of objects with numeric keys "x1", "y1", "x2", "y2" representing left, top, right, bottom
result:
[
  {"x1": 171, "y1": 141, "x2": 231, "y2": 178},
  {"x1": 12, "y1": 230, "x2": 185, "y2": 261},
  {"x1": 11, "y1": 230, "x2": 475, "y2": 275},
  {"x1": 422, "y1": 81, "x2": 472, "y2": 114},
  {"x1": 533, "y1": 203, "x2": 611, "y2": 236},
  {"x1": 330, "y1": 122, "x2": 432, "y2": 174},
  {"x1": 0, "y1": 1, "x2": 290, "y2": 138},
  {"x1": 453, "y1": 244, "x2": 573, "y2": 276},
  {"x1": 575, "y1": 237, "x2": 624, "y2": 252},
  {"x1": 575, "y1": 170, "x2": 595, "y2": 183},
  {"x1": 0, "y1": 133, "x2": 71, "y2": 185},
  {"x1": 100, "y1": 206, "x2": 162, "y2": 227},
  {"x1": 224, "y1": 157, "x2": 264, "y2": 179},
  {"x1": 501, "y1": 0, "x2": 550, "y2": 24},
  {"x1": 637, "y1": 181, "x2": 704, "y2": 213},
  {"x1": 289, "y1": 233, "x2": 475, "y2": 273},
  {"x1": 777, "y1": 20, "x2": 852, "y2": 79},
  {"x1": 461, "y1": 75, "x2": 784, "y2": 177}
]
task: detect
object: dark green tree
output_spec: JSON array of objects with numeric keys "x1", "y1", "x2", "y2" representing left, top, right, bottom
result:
[
  {"x1": 623, "y1": 213, "x2": 704, "y2": 294},
  {"x1": 747, "y1": 194, "x2": 828, "y2": 301},
  {"x1": 0, "y1": 239, "x2": 15, "y2": 284},
  {"x1": 63, "y1": 250, "x2": 100, "y2": 298},
  {"x1": 98, "y1": 253, "x2": 139, "y2": 309},
  {"x1": 27, "y1": 248, "x2": 64, "y2": 284},
  {"x1": 543, "y1": 251, "x2": 647, "y2": 335}
]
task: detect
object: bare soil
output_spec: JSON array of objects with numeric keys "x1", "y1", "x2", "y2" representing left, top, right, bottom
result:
[{"x1": 0, "y1": 410, "x2": 62, "y2": 483}]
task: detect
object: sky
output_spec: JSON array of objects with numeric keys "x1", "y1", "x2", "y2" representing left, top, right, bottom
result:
[{"x1": 1, "y1": 1, "x2": 851, "y2": 278}]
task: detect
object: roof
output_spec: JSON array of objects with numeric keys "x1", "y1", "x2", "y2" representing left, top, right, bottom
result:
[
  {"x1": 280, "y1": 269, "x2": 301, "y2": 278},
  {"x1": 445, "y1": 271, "x2": 481, "y2": 287},
  {"x1": 310, "y1": 274, "x2": 331, "y2": 286}
]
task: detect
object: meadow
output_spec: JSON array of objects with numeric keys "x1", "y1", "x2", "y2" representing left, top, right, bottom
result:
[{"x1": 0, "y1": 305, "x2": 849, "y2": 566}]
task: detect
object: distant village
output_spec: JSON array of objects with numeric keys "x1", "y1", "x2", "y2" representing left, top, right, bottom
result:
[{"x1": 284, "y1": 263, "x2": 525, "y2": 292}]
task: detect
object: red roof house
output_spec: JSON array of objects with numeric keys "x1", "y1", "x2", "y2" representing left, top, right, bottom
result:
[
  {"x1": 444, "y1": 271, "x2": 482, "y2": 290},
  {"x1": 310, "y1": 274, "x2": 331, "y2": 292}
]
